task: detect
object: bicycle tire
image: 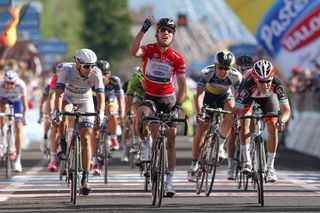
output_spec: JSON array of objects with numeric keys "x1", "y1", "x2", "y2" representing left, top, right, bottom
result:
[
  {"x1": 196, "y1": 149, "x2": 206, "y2": 194},
  {"x1": 144, "y1": 162, "x2": 150, "y2": 192},
  {"x1": 156, "y1": 138, "x2": 165, "y2": 207},
  {"x1": 205, "y1": 134, "x2": 220, "y2": 197},
  {"x1": 6, "y1": 128, "x2": 13, "y2": 179},
  {"x1": 151, "y1": 146, "x2": 158, "y2": 206},
  {"x1": 102, "y1": 131, "x2": 109, "y2": 184},
  {"x1": 256, "y1": 136, "x2": 264, "y2": 206},
  {"x1": 71, "y1": 136, "x2": 80, "y2": 204}
]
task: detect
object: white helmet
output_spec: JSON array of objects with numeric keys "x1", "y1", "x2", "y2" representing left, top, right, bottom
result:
[
  {"x1": 252, "y1": 59, "x2": 275, "y2": 80},
  {"x1": 4, "y1": 70, "x2": 19, "y2": 82},
  {"x1": 74, "y1": 48, "x2": 97, "y2": 64},
  {"x1": 131, "y1": 66, "x2": 141, "y2": 75}
]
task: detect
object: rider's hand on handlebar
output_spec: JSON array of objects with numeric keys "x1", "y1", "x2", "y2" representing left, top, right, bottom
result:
[
  {"x1": 277, "y1": 121, "x2": 286, "y2": 132},
  {"x1": 51, "y1": 109, "x2": 61, "y2": 127}
]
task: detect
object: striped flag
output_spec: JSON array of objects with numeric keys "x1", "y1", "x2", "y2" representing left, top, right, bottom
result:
[{"x1": 1, "y1": 2, "x2": 30, "y2": 47}]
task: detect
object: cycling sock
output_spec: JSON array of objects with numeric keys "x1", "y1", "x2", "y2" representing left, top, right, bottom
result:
[
  {"x1": 241, "y1": 144, "x2": 251, "y2": 164},
  {"x1": 92, "y1": 155, "x2": 98, "y2": 165},
  {"x1": 50, "y1": 153, "x2": 57, "y2": 164},
  {"x1": 16, "y1": 153, "x2": 21, "y2": 162},
  {"x1": 267, "y1": 152, "x2": 276, "y2": 169},
  {"x1": 166, "y1": 171, "x2": 174, "y2": 183},
  {"x1": 228, "y1": 158, "x2": 234, "y2": 169},
  {"x1": 191, "y1": 160, "x2": 197, "y2": 168},
  {"x1": 218, "y1": 133, "x2": 227, "y2": 145}
]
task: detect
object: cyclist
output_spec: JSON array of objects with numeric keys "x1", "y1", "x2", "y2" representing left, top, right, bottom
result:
[
  {"x1": 37, "y1": 83, "x2": 51, "y2": 153},
  {"x1": 91, "y1": 59, "x2": 125, "y2": 175},
  {"x1": 52, "y1": 48, "x2": 105, "y2": 195},
  {"x1": 47, "y1": 63, "x2": 66, "y2": 172},
  {"x1": 232, "y1": 59, "x2": 291, "y2": 182},
  {"x1": 0, "y1": 70, "x2": 28, "y2": 172},
  {"x1": 187, "y1": 50, "x2": 242, "y2": 182},
  {"x1": 226, "y1": 55, "x2": 254, "y2": 180},
  {"x1": 130, "y1": 16, "x2": 186, "y2": 197},
  {"x1": 124, "y1": 66, "x2": 147, "y2": 159}
]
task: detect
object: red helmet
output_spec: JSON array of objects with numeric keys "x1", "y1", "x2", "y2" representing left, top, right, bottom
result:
[{"x1": 291, "y1": 67, "x2": 302, "y2": 75}]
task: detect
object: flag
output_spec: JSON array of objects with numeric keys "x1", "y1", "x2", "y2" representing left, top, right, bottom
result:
[{"x1": 1, "y1": 2, "x2": 30, "y2": 47}]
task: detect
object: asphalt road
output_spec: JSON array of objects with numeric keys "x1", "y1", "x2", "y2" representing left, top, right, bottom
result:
[{"x1": 0, "y1": 136, "x2": 319, "y2": 212}]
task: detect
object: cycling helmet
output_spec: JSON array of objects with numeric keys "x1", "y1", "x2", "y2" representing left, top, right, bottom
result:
[
  {"x1": 96, "y1": 60, "x2": 111, "y2": 73},
  {"x1": 4, "y1": 70, "x2": 19, "y2": 82},
  {"x1": 156, "y1": 18, "x2": 176, "y2": 32},
  {"x1": 131, "y1": 66, "x2": 141, "y2": 75},
  {"x1": 291, "y1": 67, "x2": 302, "y2": 75},
  {"x1": 74, "y1": 48, "x2": 97, "y2": 64},
  {"x1": 215, "y1": 50, "x2": 235, "y2": 69},
  {"x1": 252, "y1": 59, "x2": 275, "y2": 80},
  {"x1": 137, "y1": 67, "x2": 144, "y2": 82},
  {"x1": 236, "y1": 55, "x2": 254, "y2": 67}
]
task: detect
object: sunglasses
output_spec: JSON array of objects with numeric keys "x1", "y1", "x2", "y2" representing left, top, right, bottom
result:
[
  {"x1": 159, "y1": 27, "x2": 174, "y2": 34},
  {"x1": 80, "y1": 64, "x2": 95, "y2": 69},
  {"x1": 258, "y1": 79, "x2": 272, "y2": 84},
  {"x1": 217, "y1": 65, "x2": 230, "y2": 71},
  {"x1": 238, "y1": 66, "x2": 252, "y2": 71},
  {"x1": 4, "y1": 81, "x2": 15, "y2": 85}
]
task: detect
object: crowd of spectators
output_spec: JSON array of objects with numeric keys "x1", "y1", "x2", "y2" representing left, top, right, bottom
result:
[{"x1": 287, "y1": 65, "x2": 320, "y2": 112}]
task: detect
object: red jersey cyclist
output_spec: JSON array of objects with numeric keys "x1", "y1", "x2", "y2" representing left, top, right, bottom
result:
[{"x1": 130, "y1": 16, "x2": 186, "y2": 197}]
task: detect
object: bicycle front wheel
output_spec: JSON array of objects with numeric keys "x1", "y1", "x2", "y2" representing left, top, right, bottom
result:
[
  {"x1": 205, "y1": 134, "x2": 220, "y2": 197},
  {"x1": 6, "y1": 129, "x2": 13, "y2": 179},
  {"x1": 256, "y1": 137, "x2": 265, "y2": 206},
  {"x1": 71, "y1": 136, "x2": 80, "y2": 204}
]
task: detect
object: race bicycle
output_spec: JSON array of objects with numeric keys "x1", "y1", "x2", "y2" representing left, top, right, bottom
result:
[
  {"x1": 239, "y1": 110, "x2": 281, "y2": 207},
  {"x1": 142, "y1": 111, "x2": 188, "y2": 207},
  {"x1": 195, "y1": 106, "x2": 231, "y2": 196}
]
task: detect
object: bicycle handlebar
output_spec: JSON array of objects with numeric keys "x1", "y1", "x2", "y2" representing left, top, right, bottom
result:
[
  {"x1": 0, "y1": 112, "x2": 23, "y2": 118},
  {"x1": 203, "y1": 107, "x2": 231, "y2": 115},
  {"x1": 239, "y1": 111, "x2": 281, "y2": 120},
  {"x1": 60, "y1": 111, "x2": 98, "y2": 117},
  {"x1": 142, "y1": 112, "x2": 189, "y2": 136}
]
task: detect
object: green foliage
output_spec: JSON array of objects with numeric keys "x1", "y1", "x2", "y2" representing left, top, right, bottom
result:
[
  {"x1": 40, "y1": 0, "x2": 85, "y2": 59},
  {"x1": 79, "y1": 0, "x2": 133, "y2": 69}
]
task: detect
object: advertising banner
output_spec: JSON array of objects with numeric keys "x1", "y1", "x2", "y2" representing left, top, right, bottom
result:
[{"x1": 226, "y1": 0, "x2": 320, "y2": 78}]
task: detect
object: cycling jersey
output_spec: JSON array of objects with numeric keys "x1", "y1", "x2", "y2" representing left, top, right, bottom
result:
[
  {"x1": 49, "y1": 75, "x2": 58, "y2": 91},
  {"x1": 198, "y1": 65, "x2": 242, "y2": 95},
  {"x1": 235, "y1": 75, "x2": 289, "y2": 110},
  {"x1": 0, "y1": 79, "x2": 27, "y2": 102},
  {"x1": 103, "y1": 75, "x2": 124, "y2": 98},
  {"x1": 56, "y1": 63, "x2": 104, "y2": 103},
  {"x1": 126, "y1": 74, "x2": 145, "y2": 100},
  {"x1": 141, "y1": 43, "x2": 186, "y2": 97}
]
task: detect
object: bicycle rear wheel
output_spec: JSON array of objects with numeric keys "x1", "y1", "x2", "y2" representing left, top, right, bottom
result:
[
  {"x1": 205, "y1": 135, "x2": 219, "y2": 197},
  {"x1": 196, "y1": 150, "x2": 206, "y2": 194},
  {"x1": 144, "y1": 162, "x2": 150, "y2": 192}
]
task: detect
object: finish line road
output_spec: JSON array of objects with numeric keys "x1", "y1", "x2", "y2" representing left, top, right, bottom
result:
[{"x1": 0, "y1": 136, "x2": 319, "y2": 212}]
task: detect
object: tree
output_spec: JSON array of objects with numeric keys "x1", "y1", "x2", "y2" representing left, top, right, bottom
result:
[
  {"x1": 79, "y1": 0, "x2": 133, "y2": 70},
  {"x1": 41, "y1": 0, "x2": 85, "y2": 59}
]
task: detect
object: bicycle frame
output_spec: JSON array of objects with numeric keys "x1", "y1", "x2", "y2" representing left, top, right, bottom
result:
[
  {"x1": 0, "y1": 105, "x2": 23, "y2": 179},
  {"x1": 60, "y1": 109, "x2": 97, "y2": 204},
  {"x1": 142, "y1": 111, "x2": 188, "y2": 207},
  {"x1": 196, "y1": 107, "x2": 231, "y2": 196},
  {"x1": 239, "y1": 110, "x2": 281, "y2": 207}
]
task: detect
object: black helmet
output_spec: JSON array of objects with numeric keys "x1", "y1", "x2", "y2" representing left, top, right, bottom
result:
[
  {"x1": 236, "y1": 55, "x2": 254, "y2": 67},
  {"x1": 215, "y1": 50, "x2": 235, "y2": 68},
  {"x1": 96, "y1": 60, "x2": 111, "y2": 73},
  {"x1": 156, "y1": 18, "x2": 176, "y2": 32}
]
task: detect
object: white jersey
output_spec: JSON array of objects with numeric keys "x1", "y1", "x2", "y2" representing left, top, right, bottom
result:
[
  {"x1": 0, "y1": 79, "x2": 27, "y2": 102},
  {"x1": 56, "y1": 63, "x2": 104, "y2": 103}
]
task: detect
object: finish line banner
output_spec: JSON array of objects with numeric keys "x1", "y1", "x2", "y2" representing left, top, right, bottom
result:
[{"x1": 226, "y1": 0, "x2": 320, "y2": 78}]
